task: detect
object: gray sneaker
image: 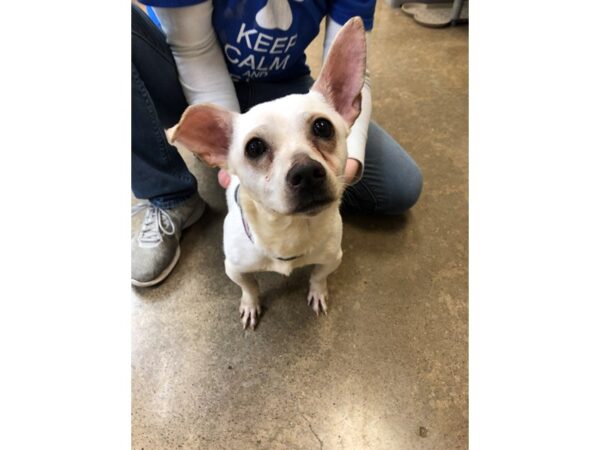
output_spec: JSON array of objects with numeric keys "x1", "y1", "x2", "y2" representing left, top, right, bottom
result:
[{"x1": 131, "y1": 193, "x2": 206, "y2": 287}]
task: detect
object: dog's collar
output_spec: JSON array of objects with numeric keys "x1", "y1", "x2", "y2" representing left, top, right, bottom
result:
[
  {"x1": 235, "y1": 185, "x2": 254, "y2": 244},
  {"x1": 234, "y1": 185, "x2": 304, "y2": 262}
]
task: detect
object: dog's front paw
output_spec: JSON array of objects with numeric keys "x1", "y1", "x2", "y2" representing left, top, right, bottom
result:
[
  {"x1": 307, "y1": 288, "x2": 328, "y2": 316},
  {"x1": 239, "y1": 301, "x2": 261, "y2": 330}
]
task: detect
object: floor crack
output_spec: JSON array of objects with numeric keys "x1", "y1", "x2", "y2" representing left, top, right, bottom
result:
[{"x1": 301, "y1": 414, "x2": 323, "y2": 450}]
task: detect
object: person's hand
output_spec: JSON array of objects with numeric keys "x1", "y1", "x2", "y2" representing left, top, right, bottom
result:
[
  {"x1": 344, "y1": 158, "x2": 361, "y2": 185},
  {"x1": 218, "y1": 169, "x2": 231, "y2": 189}
]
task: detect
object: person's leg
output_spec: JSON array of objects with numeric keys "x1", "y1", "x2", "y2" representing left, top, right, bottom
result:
[
  {"x1": 131, "y1": 4, "x2": 197, "y2": 207},
  {"x1": 132, "y1": 5, "x2": 207, "y2": 287},
  {"x1": 342, "y1": 122, "x2": 423, "y2": 215}
]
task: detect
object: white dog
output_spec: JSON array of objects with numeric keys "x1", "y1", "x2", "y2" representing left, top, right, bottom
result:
[{"x1": 168, "y1": 18, "x2": 367, "y2": 329}]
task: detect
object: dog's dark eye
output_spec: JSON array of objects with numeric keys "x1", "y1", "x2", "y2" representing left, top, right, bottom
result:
[
  {"x1": 245, "y1": 137, "x2": 268, "y2": 159},
  {"x1": 312, "y1": 118, "x2": 333, "y2": 139}
]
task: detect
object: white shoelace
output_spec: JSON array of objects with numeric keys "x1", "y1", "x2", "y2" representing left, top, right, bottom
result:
[{"x1": 131, "y1": 202, "x2": 175, "y2": 247}]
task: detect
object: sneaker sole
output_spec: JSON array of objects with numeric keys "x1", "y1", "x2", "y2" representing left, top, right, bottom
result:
[{"x1": 131, "y1": 199, "x2": 206, "y2": 288}]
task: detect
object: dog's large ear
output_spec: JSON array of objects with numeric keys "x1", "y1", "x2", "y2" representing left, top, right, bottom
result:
[
  {"x1": 311, "y1": 17, "x2": 367, "y2": 126},
  {"x1": 167, "y1": 104, "x2": 234, "y2": 168}
]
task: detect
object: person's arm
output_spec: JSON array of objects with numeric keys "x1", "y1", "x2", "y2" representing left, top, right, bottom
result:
[
  {"x1": 323, "y1": 16, "x2": 372, "y2": 184},
  {"x1": 153, "y1": 2, "x2": 240, "y2": 112}
]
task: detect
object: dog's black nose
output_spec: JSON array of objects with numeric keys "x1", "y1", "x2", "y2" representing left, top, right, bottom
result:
[{"x1": 286, "y1": 160, "x2": 326, "y2": 190}]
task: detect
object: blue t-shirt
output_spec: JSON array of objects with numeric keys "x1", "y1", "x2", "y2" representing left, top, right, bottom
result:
[{"x1": 140, "y1": 0, "x2": 375, "y2": 82}]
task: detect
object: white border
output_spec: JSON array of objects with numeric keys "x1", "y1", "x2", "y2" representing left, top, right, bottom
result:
[
  {"x1": 0, "y1": 1, "x2": 130, "y2": 448},
  {"x1": 471, "y1": 1, "x2": 600, "y2": 448}
]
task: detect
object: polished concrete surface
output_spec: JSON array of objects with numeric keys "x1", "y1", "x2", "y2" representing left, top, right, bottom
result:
[{"x1": 132, "y1": 3, "x2": 468, "y2": 448}]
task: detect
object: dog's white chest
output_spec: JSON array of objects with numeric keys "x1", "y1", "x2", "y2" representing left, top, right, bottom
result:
[{"x1": 223, "y1": 180, "x2": 342, "y2": 275}]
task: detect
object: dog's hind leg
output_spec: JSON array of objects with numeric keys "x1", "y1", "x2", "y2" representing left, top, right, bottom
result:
[
  {"x1": 307, "y1": 251, "x2": 342, "y2": 315},
  {"x1": 225, "y1": 260, "x2": 261, "y2": 329}
]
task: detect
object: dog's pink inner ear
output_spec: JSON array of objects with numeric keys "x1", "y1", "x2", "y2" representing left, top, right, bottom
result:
[
  {"x1": 170, "y1": 104, "x2": 233, "y2": 168},
  {"x1": 312, "y1": 17, "x2": 367, "y2": 126}
]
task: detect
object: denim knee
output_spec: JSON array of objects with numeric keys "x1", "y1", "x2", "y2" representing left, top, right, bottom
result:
[{"x1": 380, "y1": 164, "x2": 423, "y2": 215}]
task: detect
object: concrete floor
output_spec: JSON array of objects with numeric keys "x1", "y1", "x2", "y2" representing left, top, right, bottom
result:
[{"x1": 132, "y1": 3, "x2": 468, "y2": 449}]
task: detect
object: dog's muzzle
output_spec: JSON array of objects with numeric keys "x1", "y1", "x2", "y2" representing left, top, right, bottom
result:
[{"x1": 286, "y1": 158, "x2": 335, "y2": 214}]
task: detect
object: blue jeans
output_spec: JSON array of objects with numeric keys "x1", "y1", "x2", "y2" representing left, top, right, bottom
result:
[{"x1": 132, "y1": 5, "x2": 422, "y2": 214}]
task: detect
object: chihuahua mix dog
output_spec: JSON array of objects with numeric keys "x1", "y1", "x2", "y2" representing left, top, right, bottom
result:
[{"x1": 168, "y1": 18, "x2": 367, "y2": 329}]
